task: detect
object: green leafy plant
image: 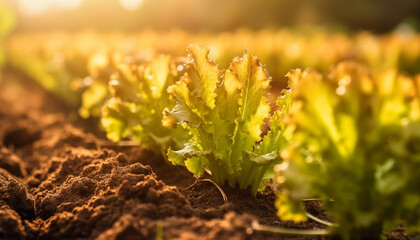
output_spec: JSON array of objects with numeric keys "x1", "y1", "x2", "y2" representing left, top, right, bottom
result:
[
  {"x1": 275, "y1": 62, "x2": 420, "y2": 239},
  {"x1": 101, "y1": 54, "x2": 189, "y2": 153},
  {"x1": 163, "y1": 44, "x2": 290, "y2": 195},
  {"x1": 6, "y1": 34, "x2": 90, "y2": 105},
  {"x1": 76, "y1": 50, "x2": 112, "y2": 118},
  {"x1": 77, "y1": 51, "x2": 162, "y2": 118}
]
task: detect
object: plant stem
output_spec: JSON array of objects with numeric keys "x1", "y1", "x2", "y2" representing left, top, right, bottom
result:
[
  {"x1": 252, "y1": 220, "x2": 330, "y2": 236},
  {"x1": 199, "y1": 179, "x2": 228, "y2": 203},
  {"x1": 239, "y1": 158, "x2": 252, "y2": 189},
  {"x1": 251, "y1": 165, "x2": 268, "y2": 196},
  {"x1": 305, "y1": 213, "x2": 339, "y2": 227},
  {"x1": 182, "y1": 179, "x2": 228, "y2": 203},
  {"x1": 207, "y1": 155, "x2": 222, "y2": 184}
]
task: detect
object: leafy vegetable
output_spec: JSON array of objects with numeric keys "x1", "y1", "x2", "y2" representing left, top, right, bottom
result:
[
  {"x1": 163, "y1": 44, "x2": 290, "y2": 195},
  {"x1": 76, "y1": 50, "x2": 112, "y2": 118},
  {"x1": 275, "y1": 62, "x2": 420, "y2": 239},
  {"x1": 101, "y1": 54, "x2": 189, "y2": 153}
]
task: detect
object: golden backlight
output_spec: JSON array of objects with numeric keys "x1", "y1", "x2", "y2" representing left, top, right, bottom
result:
[
  {"x1": 119, "y1": 0, "x2": 144, "y2": 11},
  {"x1": 15, "y1": 0, "x2": 144, "y2": 16},
  {"x1": 17, "y1": 0, "x2": 84, "y2": 15}
]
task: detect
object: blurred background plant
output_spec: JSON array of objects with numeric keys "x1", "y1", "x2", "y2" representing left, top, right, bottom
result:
[{"x1": 0, "y1": 2, "x2": 15, "y2": 81}]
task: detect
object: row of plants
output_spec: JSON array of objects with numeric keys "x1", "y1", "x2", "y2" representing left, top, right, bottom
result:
[
  {"x1": 100, "y1": 44, "x2": 287, "y2": 195},
  {"x1": 5, "y1": 31, "x2": 420, "y2": 239},
  {"x1": 5, "y1": 28, "x2": 420, "y2": 117},
  {"x1": 99, "y1": 44, "x2": 420, "y2": 239}
]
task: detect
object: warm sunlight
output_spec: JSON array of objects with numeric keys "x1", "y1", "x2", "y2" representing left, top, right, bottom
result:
[
  {"x1": 17, "y1": 0, "x2": 84, "y2": 15},
  {"x1": 16, "y1": 0, "x2": 145, "y2": 16},
  {"x1": 1, "y1": 1, "x2": 420, "y2": 239},
  {"x1": 119, "y1": 0, "x2": 144, "y2": 11}
]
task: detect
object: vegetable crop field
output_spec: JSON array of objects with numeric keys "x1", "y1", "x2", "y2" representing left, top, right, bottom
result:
[{"x1": 1, "y1": 1, "x2": 420, "y2": 240}]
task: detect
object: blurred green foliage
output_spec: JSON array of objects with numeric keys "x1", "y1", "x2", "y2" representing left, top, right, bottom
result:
[
  {"x1": 101, "y1": 54, "x2": 189, "y2": 153},
  {"x1": 276, "y1": 63, "x2": 420, "y2": 239},
  {"x1": 0, "y1": 2, "x2": 15, "y2": 81}
]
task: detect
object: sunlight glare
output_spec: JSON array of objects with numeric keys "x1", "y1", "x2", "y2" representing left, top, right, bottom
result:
[
  {"x1": 55, "y1": 0, "x2": 84, "y2": 10},
  {"x1": 18, "y1": 0, "x2": 50, "y2": 16},
  {"x1": 18, "y1": 0, "x2": 84, "y2": 16},
  {"x1": 119, "y1": 0, "x2": 145, "y2": 11}
]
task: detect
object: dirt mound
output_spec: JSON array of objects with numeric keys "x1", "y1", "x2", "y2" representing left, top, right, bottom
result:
[{"x1": 27, "y1": 149, "x2": 193, "y2": 239}]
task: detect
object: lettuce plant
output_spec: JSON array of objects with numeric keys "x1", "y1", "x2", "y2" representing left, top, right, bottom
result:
[
  {"x1": 163, "y1": 44, "x2": 290, "y2": 195},
  {"x1": 275, "y1": 62, "x2": 420, "y2": 239},
  {"x1": 101, "y1": 54, "x2": 189, "y2": 153},
  {"x1": 75, "y1": 50, "x2": 112, "y2": 118}
]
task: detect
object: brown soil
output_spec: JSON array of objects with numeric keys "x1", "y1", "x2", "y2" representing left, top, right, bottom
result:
[{"x1": 0, "y1": 69, "x2": 412, "y2": 240}]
